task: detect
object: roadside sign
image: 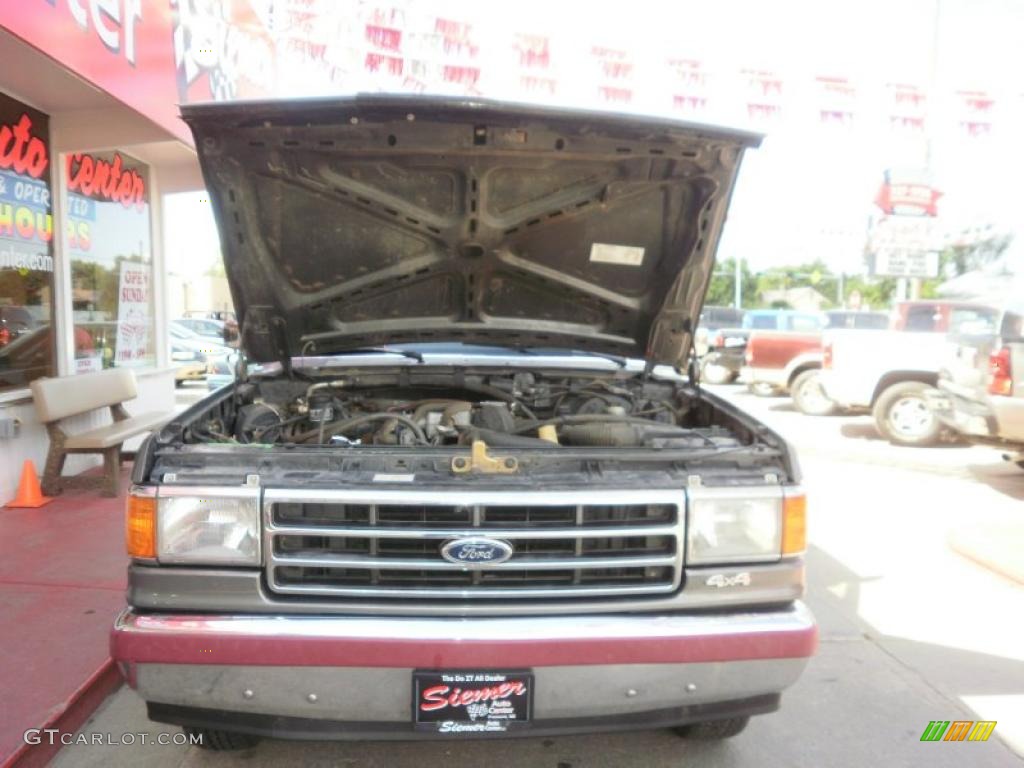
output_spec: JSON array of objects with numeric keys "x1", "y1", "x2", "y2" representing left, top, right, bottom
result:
[
  {"x1": 869, "y1": 216, "x2": 939, "y2": 278},
  {"x1": 872, "y1": 247, "x2": 939, "y2": 278},
  {"x1": 875, "y1": 168, "x2": 942, "y2": 217}
]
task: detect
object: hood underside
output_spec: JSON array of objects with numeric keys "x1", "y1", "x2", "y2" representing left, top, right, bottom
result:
[{"x1": 182, "y1": 96, "x2": 760, "y2": 368}]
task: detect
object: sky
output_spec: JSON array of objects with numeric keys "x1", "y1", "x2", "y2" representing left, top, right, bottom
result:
[{"x1": 163, "y1": 0, "x2": 1024, "y2": 279}]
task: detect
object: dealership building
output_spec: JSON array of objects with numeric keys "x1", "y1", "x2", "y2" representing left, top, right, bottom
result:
[{"x1": 0, "y1": 7, "x2": 204, "y2": 504}]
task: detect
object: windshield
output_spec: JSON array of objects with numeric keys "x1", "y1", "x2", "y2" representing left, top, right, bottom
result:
[
  {"x1": 949, "y1": 307, "x2": 1001, "y2": 335},
  {"x1": 744, "y1": 314, "x2": 779, "y2": 329}
]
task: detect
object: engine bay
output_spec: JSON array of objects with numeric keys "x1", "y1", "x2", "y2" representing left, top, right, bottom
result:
[{"x1": 180, "y1": 369, "x2": 749, "y2": 451}]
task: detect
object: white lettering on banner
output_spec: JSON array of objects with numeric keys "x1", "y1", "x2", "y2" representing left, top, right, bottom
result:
[
  {"x1": 0, "y1": 243, "x2": 54, "y2": 272},
  {"x1": 114, "y1": 261, "x2": 151, "y2": 366},
  {"x1": 66, "y1": 0, "x2": 142, "y2": 65}
]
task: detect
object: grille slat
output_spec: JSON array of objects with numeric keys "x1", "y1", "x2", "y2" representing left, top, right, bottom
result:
[
  {"x1": 265, "y1": 489, "x2": 683, "y2": 600},
  {"x1": 272, "y1": 554, "x2": 678, "y2": 571}
]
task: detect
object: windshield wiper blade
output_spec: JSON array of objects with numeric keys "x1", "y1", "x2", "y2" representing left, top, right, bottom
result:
[{"x1": 333, "y1": 347, "x2": 425, "y2": 363}]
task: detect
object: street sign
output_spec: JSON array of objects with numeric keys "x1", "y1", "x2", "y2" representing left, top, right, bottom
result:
[
  {"x1": 872, "y1": 247, "x2": 939, "y2": 278},
  {"x1": 869, "y1": 216, "x2": 940, "y2": 278}
]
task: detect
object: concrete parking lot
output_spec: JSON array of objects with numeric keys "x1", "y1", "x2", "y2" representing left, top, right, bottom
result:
[{"x1": 56, "y1": 383, "x2": 1024, "y2": 767}]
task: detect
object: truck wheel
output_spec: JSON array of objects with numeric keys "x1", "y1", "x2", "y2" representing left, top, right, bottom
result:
[
  {"x1": 872, "y1": 382, "x2": 941, "y2": 446},
  {"x1": 184, "y1": 727, "x2": 261, "y2": 751},
  {"x1": 675, "y1": 716, "x2": 750, "y2": 740},
  {"x1": 701, "y1": 359, "x2": 736, "y2": 385},
  {"x1": 791, "y1": 370, "x2": 837, "y2": 416},
  {"x1": 748, "y1": 381, "x2": 777, "y2": 397}
]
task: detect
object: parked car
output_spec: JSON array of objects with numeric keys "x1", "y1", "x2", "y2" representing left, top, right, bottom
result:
[
  {"x1": 114, "y1": 97, "x2": 816, "y2": 749},
  {"x1": 926, "y1": 304, "x2": 1024, "y2": 467},
  {"x1": 175, "y1": 315, "x2": 239, "y2": 346},
  {"x1": 701, "y1": 310, "x2": 825, "y2": 386},
  {"x1": 893, "y1": 300, "x2": 998, "y2": 333},
  {"x1": 824, "y1": 310, "x2": 890, "y2": 331},
  {"x1": 170, "y1": 340, "x2": 207, "y2": 385},
  {"x1": 170, "y1": 321, "x2": 232, "y2": 368},
  {"x1": 0, "y1": 305, "x2": 38, "y2": 347},
  {"x1": 742, "y1": 331, "x2": 832, "y2": 404},
  {"x1": 741, "y1": 311, "x2": 890, "y2": 413},
  {"x1": 0, "y1": 325, "x2": 52, "y2": 388},
  {"x1": 205, "y1": 349, "x2": 240, "y2": 391},
  {"x1": 694, "y1": 306, "x2": 745, "y2": 357},
  {"x1": 182, "y1": 311, "x2": 239, "y2": 344},
  {"x1": 699, "y1": 326, "x2": 750, "y2": 384},
  {"x1": 819, "y1": 301, "x2": 1000, "y2": 445}
]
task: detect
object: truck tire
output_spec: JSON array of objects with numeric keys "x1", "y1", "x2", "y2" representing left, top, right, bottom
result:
[
  {"x1": 748, "y1": 381, "x2": 778, "y2": 397},
  {"x1": 675, "y1": 716, "x2": 750, "y2": 739},
  {"x1": 791, "y1": 369, "x2": 837, "y2": 416},
  {"x1": 701, "y1": 359, "x2": 736, "y2": 385},
  {"x1": 184, "y1": 727, "x2": 261, "y2": 751},
  {"x1": 872, "y1": 381, "x2": 941, "y2": 446}
]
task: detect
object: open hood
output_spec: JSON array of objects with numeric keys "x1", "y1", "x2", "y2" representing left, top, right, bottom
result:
[{"x1": 182, "y1": 96, "x2": 760, "y2": 369}]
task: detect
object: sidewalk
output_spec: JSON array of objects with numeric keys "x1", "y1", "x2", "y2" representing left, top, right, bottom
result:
[
  {"x1": 950, "y1": 515, "x2": 1024, "y2": 585},
  {"x1": 0, "y1": 470, "x2": 129, "y2": 768}
]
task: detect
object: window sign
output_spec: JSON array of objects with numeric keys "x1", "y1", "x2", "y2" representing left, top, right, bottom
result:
[
  {"x1": 113, "y1": 261, "x2": 152, "y2": 366},
  {"x1": 68, "y1": 151, "x2": 154, "y2": 370},
  {"x1": 0, "y1": 92, "x2": 55, "y2": 391}
]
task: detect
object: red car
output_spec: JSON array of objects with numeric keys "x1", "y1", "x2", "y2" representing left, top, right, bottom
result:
[{"x1": 742, "y1": 311, "x2": 889, "y2": 415}]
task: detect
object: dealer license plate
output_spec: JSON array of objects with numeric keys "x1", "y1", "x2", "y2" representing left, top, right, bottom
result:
[{"x1": 413, "y1": 670, "x2": 533, "y2": 734}]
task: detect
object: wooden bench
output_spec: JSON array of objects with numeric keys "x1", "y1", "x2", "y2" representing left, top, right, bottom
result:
[{"x1": 31, "y1": 369, "x2": 170, "y2": 497}]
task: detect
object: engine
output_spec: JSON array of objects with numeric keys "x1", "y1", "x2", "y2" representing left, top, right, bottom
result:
[{"x1": 184, "y1": 370, "x2": 743, "y2": 450}]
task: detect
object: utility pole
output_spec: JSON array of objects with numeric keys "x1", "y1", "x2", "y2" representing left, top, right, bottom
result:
[{"x1": 733, "y1": 257, "x2": 742, "y2": 309}]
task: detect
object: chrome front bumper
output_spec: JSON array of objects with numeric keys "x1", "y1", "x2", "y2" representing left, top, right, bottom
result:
[{"x1": 113, "y1": 603, "x2": 816, "y2": 732}]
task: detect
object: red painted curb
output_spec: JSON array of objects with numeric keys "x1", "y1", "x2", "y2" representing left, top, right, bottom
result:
[{"x1": 2, "y1": 660, "x2": 123, "y2": 768}]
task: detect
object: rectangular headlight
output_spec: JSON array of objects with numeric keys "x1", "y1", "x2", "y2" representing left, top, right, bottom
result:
[
  {"x1": 687, "y1": 487, "x2": 783, "y2": 565},
  {"x1": 157, "y1": 487, "x2": 261, "y2": 565}
]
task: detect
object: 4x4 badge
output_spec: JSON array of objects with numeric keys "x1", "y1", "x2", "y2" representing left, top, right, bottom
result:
[{"x1": 705, "y1": 572, "x2": 752, "y2": 588}]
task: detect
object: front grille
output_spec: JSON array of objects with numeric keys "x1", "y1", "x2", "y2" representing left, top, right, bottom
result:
[{"x1": 264, "y1": 489, "x2": 684, "y2": 599}]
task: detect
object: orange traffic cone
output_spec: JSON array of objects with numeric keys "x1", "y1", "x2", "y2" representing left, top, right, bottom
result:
[{"x1": 6, "y1": 460, "x2": 52, "y2": 508}]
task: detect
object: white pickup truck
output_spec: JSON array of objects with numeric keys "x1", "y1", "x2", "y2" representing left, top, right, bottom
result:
[
  {"x1": 927, "y1": 305, "x2": 1024, "y2": 466},
  {"x1": 818, "y1": 301, "x2": 1000, "y2": 446}
]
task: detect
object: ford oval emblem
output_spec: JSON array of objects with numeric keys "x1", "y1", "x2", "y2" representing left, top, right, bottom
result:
[{"x1": 441, "y1": 537, "x2": 514, "y2": 567}]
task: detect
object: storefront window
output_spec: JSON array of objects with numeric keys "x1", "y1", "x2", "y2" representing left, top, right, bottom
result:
[
  {"x1": 0, "y1": 93, "x2": 55, "y2": 391},
  {"x1": 67, "y1": 151, "x2": 154, "y2": 373}
]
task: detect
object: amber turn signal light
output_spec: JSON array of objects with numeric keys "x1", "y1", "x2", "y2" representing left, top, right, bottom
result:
[
  {"x1": 782, "y1": 492, "x2": 807, "y2": 556},
  {"x1": 126, "y1": 494, "x2": 156, "y2": 559}
]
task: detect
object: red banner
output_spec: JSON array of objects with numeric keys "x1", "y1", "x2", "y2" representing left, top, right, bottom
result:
[{"x1": 2, "y1": 1, "x2": 186, "y2": 144}]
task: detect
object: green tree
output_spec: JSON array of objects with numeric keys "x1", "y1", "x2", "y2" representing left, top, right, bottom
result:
[
  {"x1": 940, "y1": 231, "x2": 1011, "y2": 277},
  {"x1": 841, "y1": 273, "x2": 898, "y2": 310},
  {"x1": 915, "y1": 230, "x2": 1012, "y2": 298},
  {"x1": 753, "y1": 259, "x2": 840, "y2": 309},
  {"x1": 705, "y1": 258, "x2": 759, "y2": 308}
]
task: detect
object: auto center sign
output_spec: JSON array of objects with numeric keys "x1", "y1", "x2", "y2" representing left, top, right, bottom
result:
[{"x1": 0, "y1": 96, "x2": 55, "y2": 273}]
